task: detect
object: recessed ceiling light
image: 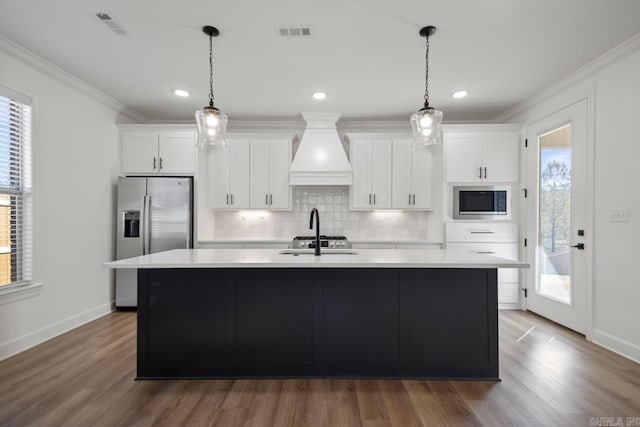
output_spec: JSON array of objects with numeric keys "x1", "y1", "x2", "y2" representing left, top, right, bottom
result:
[
  {"x1": 451, "y1": 90, "x2": 468, "y2": 99},
  {"x1": 173, "y1": 89, "x2": 190, "y2": 97},
  {"x1": 312, "y1": 91, "x2": 327, "y2": 100}
]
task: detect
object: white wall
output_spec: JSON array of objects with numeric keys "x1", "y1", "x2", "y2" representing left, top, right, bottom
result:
[
  {"x1": 502, "y1": 35, "x2": 640, "y2": 362},
  {"x1": 0, "y1": 38, "x2": 133, "y2": 360}
]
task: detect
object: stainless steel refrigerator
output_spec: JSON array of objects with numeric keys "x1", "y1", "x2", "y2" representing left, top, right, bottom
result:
[{"x1": 115, "y1": 177, "x2": 193, "y2": 307}]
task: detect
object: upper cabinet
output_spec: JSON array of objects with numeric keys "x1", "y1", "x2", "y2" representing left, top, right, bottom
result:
[
  {"x1": 250, "y1": 139, "x2": 292, "y2": 209},
  {"x1": 207, "y1": 140, "x2": 251, "y2": 209},
  {"x1": 349, "y1": 139, "x2": 393, "y2": 210},
  {"x1": 391, "y1": 139, "x2": 432, "y2": 210},
  {"x1": 445, "y1": 127, "x2": 520, "y2": 183},
  {"x1": 121, "y1": 129, "x2": 196, "y2": 175},
  {"x1": 207, "y1": 136, "x2": 292, "y2": 210}
]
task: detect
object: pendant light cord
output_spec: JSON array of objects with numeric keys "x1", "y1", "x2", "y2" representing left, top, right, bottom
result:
[
  {"x1": 208, "y1": 35, "x2": 215, "y2": 107},
  {"x1": 424, "y1": 34, "x2": 430, "y2": 109}
]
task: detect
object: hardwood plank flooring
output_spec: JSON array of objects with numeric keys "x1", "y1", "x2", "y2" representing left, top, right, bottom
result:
[{"x1": 1, "y1": 310, "x2": 639, "y2": 426}]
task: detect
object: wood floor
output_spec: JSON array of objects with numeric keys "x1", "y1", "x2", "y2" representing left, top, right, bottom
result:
[{"x1": 1, "y1": 310, "x2": 639, "y2": 427}]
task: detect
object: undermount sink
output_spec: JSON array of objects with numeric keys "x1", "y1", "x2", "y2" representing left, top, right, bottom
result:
[{"x1": 279, "y1": 249, "x2": 359, "y2": 256}]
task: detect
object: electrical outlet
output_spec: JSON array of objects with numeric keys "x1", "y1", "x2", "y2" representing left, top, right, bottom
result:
[{"x1": 609, "y1": 209, "x2": 629, "y2": 222}]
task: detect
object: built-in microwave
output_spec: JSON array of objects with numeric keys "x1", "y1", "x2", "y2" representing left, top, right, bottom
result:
[{"x1": 453, "y1": 186, "x2": 510, "y2": 219}]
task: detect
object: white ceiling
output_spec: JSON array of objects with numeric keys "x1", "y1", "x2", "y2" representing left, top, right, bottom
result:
[{"x1": 1, "y1": 0, "x2": 640, "y2": 122}]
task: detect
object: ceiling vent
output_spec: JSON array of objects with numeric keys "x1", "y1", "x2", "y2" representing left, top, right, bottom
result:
[
  {"x1": 276, "y1": 26, "x2": 312, "y2": 37},
  {"x1": 96, "y1": 12, "x2": 128, "y2": 35}
]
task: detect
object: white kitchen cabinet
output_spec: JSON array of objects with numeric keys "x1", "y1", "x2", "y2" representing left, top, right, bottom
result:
[
  {"x1": 121, "y1": 131, "x2": 196, "y2": 175},
  {"x1": 350, "y1": 139, "x2": 392, "y2": 210},
  {"x1": 250, "y1": 139, "x2": 292, "y2": 209},
  {"x1": 391, "y1": 139, "x2": 432, "y2": 210},
  {"x1": 445, "y1": 221, "x2": 520, "y2": 307},
  {"x1": 445, "y1": 130, "x2": 519, "y2": 183},
  {"x1": 207, "y1": 140, "x2": 251, "y2": 209}
]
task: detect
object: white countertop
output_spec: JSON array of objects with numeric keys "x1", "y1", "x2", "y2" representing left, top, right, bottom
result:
[
  {"x1": 105, "y1": 248, "x2": 529, "y2": 269},
  {"x1": 197, "y1": 239, "x2": 443, "y2": 245}
]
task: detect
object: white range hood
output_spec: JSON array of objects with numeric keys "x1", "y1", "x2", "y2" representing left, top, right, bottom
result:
[{"x1": 289, "y1": 112, "x2": 352, "y2": 186}]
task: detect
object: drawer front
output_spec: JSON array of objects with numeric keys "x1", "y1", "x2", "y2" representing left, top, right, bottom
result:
[
  {"x1": 446, "y1": 242, "x2": 519, "y2": 283},
  {"x1": 446, "y1": 221, "x2": 518, "y2": 243}
]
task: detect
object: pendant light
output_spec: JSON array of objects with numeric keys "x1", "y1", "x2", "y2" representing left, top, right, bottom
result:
[
  {"x1": 195, "y1": 25, "x2": 228, "y2": 149},
  {"x1": 410, "y1": 26, "x2": 443, "y2": 149}
]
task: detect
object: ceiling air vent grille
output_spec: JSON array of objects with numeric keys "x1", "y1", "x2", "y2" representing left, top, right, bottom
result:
[
  {"x1": 96, "y1": 12, "x2": 128, "y2": 35},
  {"x1": 276, "y1": 26, "x2": 312, "y2": 37}
]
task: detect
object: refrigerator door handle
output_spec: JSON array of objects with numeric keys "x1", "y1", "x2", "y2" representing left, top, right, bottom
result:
[{"x1": 143, "y1": 195, "x2": 152, "y2": 254}]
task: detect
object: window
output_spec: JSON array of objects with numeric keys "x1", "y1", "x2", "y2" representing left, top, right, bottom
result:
[{"x1": 0, "y1": 87, "x2": 32, "y2": 287}]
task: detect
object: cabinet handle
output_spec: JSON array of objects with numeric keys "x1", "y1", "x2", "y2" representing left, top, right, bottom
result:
[
  {"x1": 477, "y1": 251, "x2": 495, "y2": 254},
  {"x1": 153, "y1": 157, "x2": 157, "y2": 170},
  {"x1": 266, "y1": 194, "x2": 268, "y2": 205},
  {"x1": 373, "y1": 194, "x2": 376, "y2": 205},
  {"x1": 159, "y1": 157, "x2": 163, "y2": 170},
  {"x1": 479, "y1": 167, "x2": 482, "y2": 179},
  {"x1": 230, "y1": 194, "x2": 234, "y2": 205},
  {"x1": 270, "y1": 194, "x2": 273, "y2": 205},
  {"x1": 484, "y1": 167, "x2": 487, "y2": 179},
  {"x1": 470, "y1": 230, "x2": 495, "y2": 234},
  {"x1": 226, "y1": 194, "x2": 229, "y2": 205},
  {"x1": 408, "y1": 194, "x2": 412, "y2": 205},
  {"x1": 369, "y1": 194, "x2": 372, "y2": 205},
  {"x1": 412, "y1": 194, "x2": 416, "y2": 205}
]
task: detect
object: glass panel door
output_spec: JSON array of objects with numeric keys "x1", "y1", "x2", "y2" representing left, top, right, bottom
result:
[{"x1": 538, "y1": 125, "x2": 572, "y2": 304}]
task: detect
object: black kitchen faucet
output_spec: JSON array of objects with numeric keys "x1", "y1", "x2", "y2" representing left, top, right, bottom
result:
[{"x1": 309, "y1": 208, "x2": 321, "y2": 256}]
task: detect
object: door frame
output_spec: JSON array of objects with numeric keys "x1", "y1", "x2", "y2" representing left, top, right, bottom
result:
[{"x1": 519, "y1": 89, "x2": 595, "y2": 337}]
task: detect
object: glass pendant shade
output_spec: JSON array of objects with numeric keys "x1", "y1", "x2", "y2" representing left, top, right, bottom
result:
[
  {"x1": 195, "y1": 106, "x2": 228, "y2": 149},
  {"x1": 411, "y1": 107, "x2": 443, "y2": 149}
]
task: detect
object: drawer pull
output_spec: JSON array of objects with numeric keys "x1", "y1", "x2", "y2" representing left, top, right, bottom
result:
[
  {"x1": 477, "y1": 251, "x2": 495, "y2": 254},
  {"x1": 470, "y1": 231, "x2": 495, "y2": 234}
]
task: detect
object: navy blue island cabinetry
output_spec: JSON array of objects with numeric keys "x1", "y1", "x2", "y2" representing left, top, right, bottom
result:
[{"x1": 136, "y1": 267, "x2": 499, "y2": 380}]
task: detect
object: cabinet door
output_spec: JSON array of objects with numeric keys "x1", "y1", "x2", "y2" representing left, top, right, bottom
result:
[
  {"x1": 411, "y1": 146, "x2": 432, "y2": 209},
  {"x1": 158, "y1": 132, "x2": 196, "y2": 174},
  {"x1": 350, "y1": 140, "x2": 372, "y2": 209},
  {"x1": 121, "y1": 132, "x2": 158, "y2": 174},
  {"x1": 482, "y1": 133, "x2": 519, "y2": 183},
  {"x1": 207, "y1": 146, "x2": 230, "y2": 209},
  {"x1": 269, "y1": 140, "x2": 291, "y2": 209},
  {"x1": 250, "y1": 140, "x2": 270, "y2": 208},
  {"x1": 229, "y1": 140, "x2": 251, "y2": 209},
  {"x1": 371, "y1": 140, "x2": 392, "y2": 209},
  {"x1": 445, "y1": 134, "x2": 482, "y2": 183},
  {"x1": 392, "y1": 140, "x2": 412, "y2": 209}
]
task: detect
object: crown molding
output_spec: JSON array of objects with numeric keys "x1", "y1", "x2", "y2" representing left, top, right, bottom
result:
[
  {"x1": 495, "y1": 32, "x2": 640, "y2": 123},
  {"x1": 0, "y1": 35, "x2": 147, "y2": 123}
]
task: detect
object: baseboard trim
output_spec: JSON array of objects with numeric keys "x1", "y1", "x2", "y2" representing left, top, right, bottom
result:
[
  {"x1": 589, "y1": 328, "x2": 640, "y2": 364},
  {"x1": 499, "y1": 303, "x2": 521, "y2": 310},
  {"x1": 0, "y1": 301, "x2": 114, "y2": 362}
]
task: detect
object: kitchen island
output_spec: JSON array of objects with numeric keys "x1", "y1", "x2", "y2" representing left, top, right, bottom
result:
[{"x1": 105, "y1": 248, "x2": 528, "y2": 380}]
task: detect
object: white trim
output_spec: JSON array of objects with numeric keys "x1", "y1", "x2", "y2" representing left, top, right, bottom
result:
[
  {"x1": 443, "y1": 123, "x2": 523, "y2": 133},
  {"x1": 496, "y1": 32, "x2": 640, "y2": 123},
  {"x1": 499, "y1": 303, "x2": 521, "y2": 310},
  {"x1": 0, "y1": 301, "x2": 114, "y2": 361},
  {"x1": 0, "y1": 35, "x2": 147, "y2": 123},
  {"x1": 0, "y1": 282, "x2": 43, "y2": 304},
  {"x1": 589, "y1": 329, "x2": 640, "y2": 364}
]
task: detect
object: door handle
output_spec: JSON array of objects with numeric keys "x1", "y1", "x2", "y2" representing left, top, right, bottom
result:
[
  {"x1": 571, "y1": 243, "x2": 585, "y2": 250},
  {"x1": 483, "y1": 167, "x2": 487, "y2": 179}
]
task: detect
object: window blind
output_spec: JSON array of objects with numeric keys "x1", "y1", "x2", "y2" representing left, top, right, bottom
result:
[{"x1": 0, "y1": 92, "x2": 32, "y2": 287}]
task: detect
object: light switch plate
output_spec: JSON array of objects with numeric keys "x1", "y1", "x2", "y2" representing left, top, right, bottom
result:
[{"x1": 609, "y1": 208, "x2": 629, "y2": 222}]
